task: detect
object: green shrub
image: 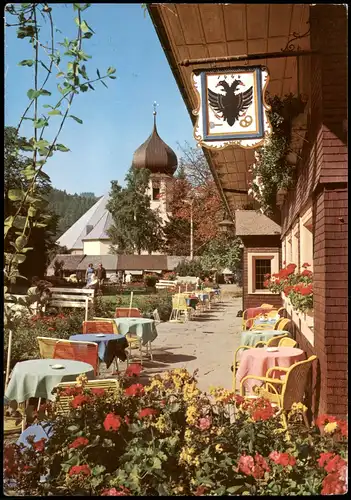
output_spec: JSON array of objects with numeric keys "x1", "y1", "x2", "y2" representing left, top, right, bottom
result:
[
  {"x1": 94, "y1": 293, "x2": 173, "y2": 322},
  {"x1": 144, "y1": 274, "x2": 157, "y2": 288},
  {"x1": 174, "y1": 259, "x2": 204, "y2": 277},
  {"x1": 4, "y1": 311, "x2": 85, "y2": 368}
]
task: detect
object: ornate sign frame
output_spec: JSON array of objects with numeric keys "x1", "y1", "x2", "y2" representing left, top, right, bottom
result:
[{"x1": 192, "y1": 65, "x2": 272, "y2": 150}]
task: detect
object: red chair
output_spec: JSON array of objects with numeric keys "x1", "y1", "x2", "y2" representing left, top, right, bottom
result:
[
  {"x1": 242, "y1": 306, "x2": 275, "y2": 330},
  {"x1": 82, "y1": 320, "x2": 115, "y2": 334},
  {"x1": 115, "y1": 308, "x2": 142, "y2": 318},
  {"x1": 53, "y1": 340, "x2": 99, "y2": 376}
]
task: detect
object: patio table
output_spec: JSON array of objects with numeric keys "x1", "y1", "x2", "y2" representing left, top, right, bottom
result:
[
  {"x1": 185, "y1": 297, "x2": 199, "y2": 309},
  {"x1": 5, "y1": 359, "x2": 95, "y2": 403},
  {"x1": 240, "y1": 329, "x2": 290, "y2": 347},
  {"x1": 251, "y1": 317, "x2": 279, "y2": 328},
  {"x1": 113, "y1": 317, "x2": 158, "y2": 345},
  {"x1": 236, "y1": 347, "x2": 305, "y2": 394},
  {"x1": 69, "y1": 333, "x2": 126, "y2": 362}
]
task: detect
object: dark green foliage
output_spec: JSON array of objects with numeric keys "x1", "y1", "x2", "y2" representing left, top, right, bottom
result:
[
  {"x1": 144, "y1": 275, "x2": 157, "y2": 288},
  {"x1": 94, "y1": 293, "x2": 172, "y2": 321},
  {"x1": 174, "y1": 259, "x2": 204, "y2": 277},
  {"x1": 107, "y1": 167, "x2": 164, "y2": 255},
  {"x1": 47, "y1": 188, "x2": 98, "y2": 237}
]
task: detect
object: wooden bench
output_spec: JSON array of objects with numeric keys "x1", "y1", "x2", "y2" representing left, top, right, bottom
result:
[
  {"x1": 155, "y1": 280, "x2": 177, "y2": 290},
  {"x1": 49, "y1": 288, "x2": 95, "y2": 321}
]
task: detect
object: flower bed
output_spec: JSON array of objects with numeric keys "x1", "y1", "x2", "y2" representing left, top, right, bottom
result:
[
  {"x1": 264, "y1": 262, "x2": 313, "y2": 313},
  {"x1": 4, "y1": 368, "x2": 347, "y2": 496}
]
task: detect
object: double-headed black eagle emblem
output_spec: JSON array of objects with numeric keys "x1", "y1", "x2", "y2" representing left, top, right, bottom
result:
[{"x1": 208, "y1": 79, "x2": 253, "y2": 127}]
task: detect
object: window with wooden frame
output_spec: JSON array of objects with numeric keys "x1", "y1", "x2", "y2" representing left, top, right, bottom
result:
[{"x1": 247, "y1": 252, "x2": 279, "y2": 294}]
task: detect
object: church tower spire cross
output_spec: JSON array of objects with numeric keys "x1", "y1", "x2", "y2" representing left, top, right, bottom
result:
[{"x1": 153, "y1": 101, "x2": 159, "y2": 126}]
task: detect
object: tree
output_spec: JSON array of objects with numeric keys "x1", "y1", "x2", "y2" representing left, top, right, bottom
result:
[
  {"x1": 4, "y1": 3, "x2": 116, "y2": 295},
  {"x1": 163, "y1": 143, "x2": 224, "y2": 255},
  {"x1": 200, "y1": 237, "x2": 243, "y2": 275},
  {"x1": 107, "y1": 167, "x2": 164, "y2": 255},
  {"x1": 4, "y1": 126, "x2": 59, "y2": 281}
]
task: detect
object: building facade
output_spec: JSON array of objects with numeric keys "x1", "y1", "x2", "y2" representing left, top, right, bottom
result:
[{"x1": 148, "y1": 3, "x2": 348, "y2": 418}]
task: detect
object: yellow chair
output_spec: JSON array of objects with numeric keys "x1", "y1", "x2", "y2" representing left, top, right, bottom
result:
[
  {"x1": 54, "y1": 379, "x2": 119, "y2": 415},
  {"x1": 4, "y1": 401, "x2": 26, "y2": 435},
  {"x1": 275, "y1": 318, "x2": 291, "y2": 331},
  {"x1": 239, "y1": 355, "x2": 317, "y2": 429},
  {"x1": 261, "y1": 303, "x2": 274, "y2": 308},
  {"x1": 169, "y1": 294, "x2": 193, "y2": 322},
  {"x1": 232, "y1": 335, "x2": 288, "y2": 390},
  {"x1": 37, "y1": 336, "x2": 59, "y2": 358},
  {"x1": 278, "y1": 337, "x2": 297, "y2": 348}
]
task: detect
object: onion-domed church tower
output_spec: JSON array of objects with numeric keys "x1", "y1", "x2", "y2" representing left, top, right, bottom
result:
[{"x1": 132, "y1": 103, "x2": 177, "y2": 223}]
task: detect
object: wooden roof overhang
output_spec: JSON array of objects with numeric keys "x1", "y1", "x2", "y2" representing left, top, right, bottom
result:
[{"x1": 148, "y1": 3, "x2": 311, "y2": 219}]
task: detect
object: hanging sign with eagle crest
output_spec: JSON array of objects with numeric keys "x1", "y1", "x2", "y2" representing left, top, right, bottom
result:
[{"x1": 192, "y1": 66, "x2": 272, "y2": 150}]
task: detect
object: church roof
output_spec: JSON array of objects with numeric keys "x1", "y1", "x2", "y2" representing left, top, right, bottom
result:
[
  {"x1": 56, "y1": 193, "x2": 110, "y2": 250},
  {"x1": 132, "y1": 112, "x2": 178, "y2": 176}
]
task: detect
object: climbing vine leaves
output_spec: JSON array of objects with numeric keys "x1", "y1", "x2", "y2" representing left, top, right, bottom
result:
[{"x1": 4, "y1": 3, "x2": 116, "y2": 294}]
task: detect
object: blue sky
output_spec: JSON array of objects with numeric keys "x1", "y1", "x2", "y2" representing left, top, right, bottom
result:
[{"x1": 5, "y1": 4, "x2": 196, "y2": 196}]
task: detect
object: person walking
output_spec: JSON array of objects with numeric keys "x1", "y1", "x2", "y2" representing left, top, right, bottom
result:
[
  {"x1": 96, "y1": 263, "x2": 106, "y2": 290},
  {"x1": 85, "y1": 263, "x2": 94, "y2": 286}
]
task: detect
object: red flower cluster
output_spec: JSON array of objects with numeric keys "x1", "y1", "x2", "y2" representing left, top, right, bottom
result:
[
  {"x1": 237, "y1": 453, "x2": 270, "y2": 479},
  {"x1": 124, "y1": 383, "x2": 144, "y2": 397},
  {"x1": 4, "y1": 445, "x2": 19, "y2": 477},
  {"x1": 284, "y1": 285, "x2": 293, "y2": 295},
  {"x1": 138, "y1": 408, "x2": 158, "y2": 419},
  {"x1": 198, "y1": 417, "x2": 211, "y2": 431},
  {"x1": 318, "y1": 452, "x2": 348, "y2": 495},
  {"x1": 71, "y1": 395, "x2": 91, "y2": 409},
  {"x1": 101, "y1": 486, "x2": 130, "y2": 496},
  {"x1": 250, "y1": 399, "x2": 276, "y2": 422},
  {"x1": 91, "y1": 388, "x2": 106, "y2": 397},
  {"x1": 125, "y1": 364, "x2": 142, "y2": 377},
  {"x1": 269, "y1": 451, "x2": 296, "y2": 467},
  {"x1": 61, "y1": 386, "x2": 83, "y2": 397},
  {"x1": 103, "y1": 413, "x2": 122, "y2": 431},
  {"x1": 292, "y1": 283, "x2": 313, "y2": 296},
  {"x1": 194, "y1": 486, "x2": 207, "y2": 496},
  {"x1": 69, "y1": 465, "x2": 91, "y2": 477},
  {"x1": 301, "y1": 269, "x2": 313, "y2": 277},
  {"x1": 314, "y1": 414, "x2": 347, "y2": 436},
  {"x1": 32, "y1": 438, "x2": 46, "y2": 453},
  {"x1": 302, "y1": 262, "x2": 310, "y2": 268},
  {"x1": 69, "y1": 437, "x2": 89, "y2": 449}
]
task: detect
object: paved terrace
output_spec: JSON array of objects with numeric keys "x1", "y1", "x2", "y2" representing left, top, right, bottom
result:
[{"x1": 102, "y1": 286, "x2": 243, "y2": 392}]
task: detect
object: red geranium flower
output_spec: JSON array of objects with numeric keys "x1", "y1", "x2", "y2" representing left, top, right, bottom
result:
[
  {"x1": 48, "y1": 327, "x2": 55, "y2": 331},
  {"x1": 237, "y1": 454, "x2": 255, "y2": 475},
  {"x1": 125, "y1": 364, "x2": 142, "y2": 377},
  {"x1": 69, "y1": 464, "x2": 91, "y2": 477},
  {"x1": 71, "y1": 395, "x2": 90, "y2": 408},
  {"x1": 138, "y1": 408, "x2": 158, "y2": 419},
  {"x1": 337, "y1": 419, "x2": 348, "y2": 437},
  {"x1": 318, "y1": 452, "x2": 335, "y2": 468},
  {"x1": 103, "y1": 413, "x2": 122, "y2": 431},
  {"x1": 101, "y1": 487, "x2": 131, "y2": 496},
  {"x1": 62, "y1": 386, "x2": 83, "y2": 397},
  {"x1": 302, "y1": 262, "x2": 310, "y2": 268},
  {"x1": 321, "y1": 472, "x2": 347, "y2": 495},
  {"x1": 315, "y1": 414, "x2": 337, "y2": 427},
  {"x1": 324, "y1": 455, "x2": 347, "y2": 474},
  {"x1": 91, "y1": 388, "x2": 106, "y2": 397},
  {"x1": 195, "y1": 486, "x2": 207, "y2": 496},
  {"x1": 124, "y1": 415, "x2": 131, "y2": 425},
  {"x1": 32, "y1": 438, "x2": 46, "y2": 453},
  {"x1": 69, "y1": 437, "x2": 89, "y2": 449},
  {"x1": 301, "y1": 269, "x2": 313, "y2": 277},
  {"x1": 198, "y1": 417, "x2": 211, "y2": 431},
  {"x1": 124, "y1": 383, "x2": 144, "y2": 397},
  {"x1": 269, "y1": 451, "x2": 296, "y2": 466}
]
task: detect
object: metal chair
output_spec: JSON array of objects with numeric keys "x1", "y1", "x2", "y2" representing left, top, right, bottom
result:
[
  {"x1": 53, "y1": 339, "x2": 99, "y2": 376},
  {"x1": 54, "y1": 379, "x2": 119, "y2": 415},
  {"x1": 82, "y1": 320, "x2": 116, "y2": 334},
  {"x1": 239, "y1": 355, "x2": 317, "y2": 429},
  {"x1": 37, "y1": 336, "x2": 59, "y2": 359},
  {"x1": 232, "y1": 334, "x2": 289, "y2": 391},
  {"x1": 115, "y1": 308, "x2": 142, "y2": 318},
  {"x1": 169, "y1": 294, "x2": 193, "y2": 322},
  {"x1": 275, "y1": 318, "x2": 291, "y2": 331}
]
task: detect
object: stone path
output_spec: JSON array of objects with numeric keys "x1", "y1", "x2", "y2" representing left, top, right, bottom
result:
[{"x1": 100, "y1": 287, "x2": 243, "y2": 392}]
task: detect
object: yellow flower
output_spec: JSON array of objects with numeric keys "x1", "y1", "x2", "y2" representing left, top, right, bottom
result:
[
  {"x1": 75, "y1": 374, "x2": 88, "y2": 387},
  {"x1": 152, "y1": 414, "x2": 169, "y2": 434},
  {"x1": 184, "y1": 429, "x2": 193, "y2": 441},
  {"x1": 215, "y1": 444, "x2": 223, "y2": 453},
  {"x1": 186, "y1": 404, "x2": 198, "y2": 425},
  {"x1": 145, "y1": 378, "x2": 163, "y2": 393},
  {"x1": 216, "y1": 426, "x2": 225, "y2": 436},
  {"x1": 183, "y1": 382, "x2": 200, "y2": 401},
  {"x1": 324, "y1": 422, "x2": 338, "y2": 434},
  {"x1": 291, "y1": 402, "x2": 308, "y2": 414},
  {"x1": 179, "y1": 446, "x2": 196, "y2": 465}
]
